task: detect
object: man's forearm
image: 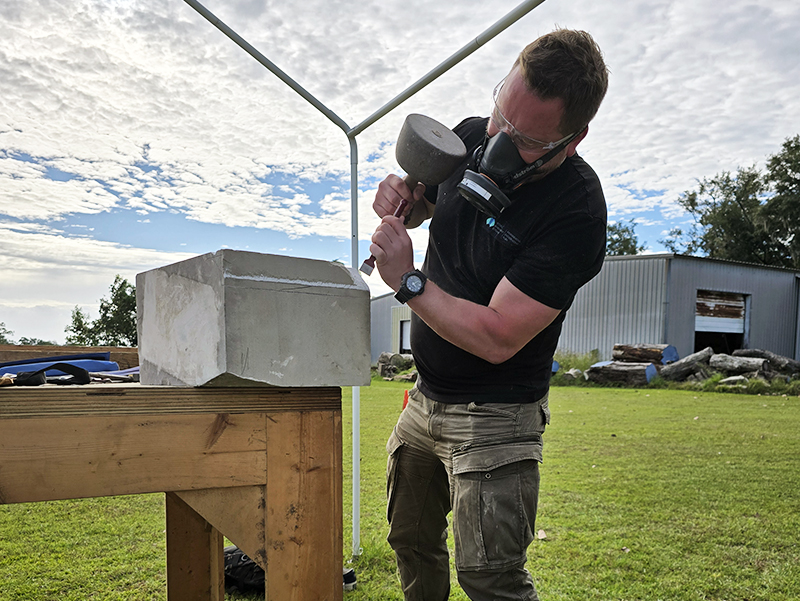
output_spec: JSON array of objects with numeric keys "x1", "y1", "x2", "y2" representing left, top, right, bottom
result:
[{"x1": 407, "y1": 279, "x2": 556, "y2": 365}]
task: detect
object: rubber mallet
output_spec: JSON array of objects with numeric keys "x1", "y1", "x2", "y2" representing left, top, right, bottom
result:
[{"x1": 360, "y1": 114, "x2": 467, "y2": 275}]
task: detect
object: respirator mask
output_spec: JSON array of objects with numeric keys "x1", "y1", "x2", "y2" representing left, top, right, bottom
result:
[{"x1": 457, "y1": 129, "x2": 581, "y2": 218}]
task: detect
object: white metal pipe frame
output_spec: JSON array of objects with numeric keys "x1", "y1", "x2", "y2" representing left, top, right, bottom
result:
[{"x1": 184, "y1": 0, "x2": 549, "y2": 558}]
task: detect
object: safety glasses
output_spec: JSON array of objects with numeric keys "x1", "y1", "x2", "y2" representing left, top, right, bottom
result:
[{"x1": 491, "y1": 79, "x2": 576, "y2": 153}]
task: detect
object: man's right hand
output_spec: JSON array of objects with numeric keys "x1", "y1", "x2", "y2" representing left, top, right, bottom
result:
[{"x1": 373, "y1": 174, "x2": 426, "y2": 219}]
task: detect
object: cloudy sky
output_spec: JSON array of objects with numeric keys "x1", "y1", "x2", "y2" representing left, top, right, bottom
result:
[{"x1": 1, "y1": 0, "x2": 798, "y2": 344}]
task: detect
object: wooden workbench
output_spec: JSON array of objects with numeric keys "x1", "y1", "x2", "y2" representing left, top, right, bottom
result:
[{"x1": 0, "y1": 383, "x2": 343, "y2": 601}]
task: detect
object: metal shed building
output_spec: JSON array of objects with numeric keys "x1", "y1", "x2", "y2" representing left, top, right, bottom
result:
[
  {"x1": 370, "y1": 254, "x2": 800, "y2": 363},
  {"x1": 558, "y1": 254, "x2": 800, "y2": 360}
]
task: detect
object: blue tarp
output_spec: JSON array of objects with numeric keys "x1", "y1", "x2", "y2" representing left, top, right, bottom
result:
[
  {"x1": 0, "y1": 352, "x2": 111, "y2": 369},
  {"x1": 0, "y1": 359, "x2": 119, "y2": 377}
]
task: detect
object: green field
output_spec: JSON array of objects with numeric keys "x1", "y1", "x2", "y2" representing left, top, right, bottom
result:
[{"x1": 2, "y1": 382, "x2": 799, "y2": 600}]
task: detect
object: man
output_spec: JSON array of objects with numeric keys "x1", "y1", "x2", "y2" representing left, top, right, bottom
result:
[{"x1": 369, "y1": 29, "x2": 609, "y2": 601}]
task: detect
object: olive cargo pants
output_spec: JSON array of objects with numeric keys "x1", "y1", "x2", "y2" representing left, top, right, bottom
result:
[{"x1": 386, "y1": 386, "x2": 549, "y2": 601}]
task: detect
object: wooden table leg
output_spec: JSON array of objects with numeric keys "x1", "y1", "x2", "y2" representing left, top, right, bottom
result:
[
  {"x1": 265, "y1": 411, "x2": 343, "y2": 601},
  {"x1": 166, "y1": 492, "x2": 225, "y2": 601}
]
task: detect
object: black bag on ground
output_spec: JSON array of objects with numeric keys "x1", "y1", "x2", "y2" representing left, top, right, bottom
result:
[
  {"x1": 223, "y1": 545, "x2": 357, "y2": 593},
  {"x1": 224, "y1": 545, "x2": 264, "y2": 592}
]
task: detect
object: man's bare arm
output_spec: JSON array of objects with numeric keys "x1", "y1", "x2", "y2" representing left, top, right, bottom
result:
[{"x1": 369, "y1": 215, "x2": 559, "y2": 363}]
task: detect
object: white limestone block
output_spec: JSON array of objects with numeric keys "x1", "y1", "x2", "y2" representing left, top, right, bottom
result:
[{"x1": 136, "y1": 249, "x2": 371, "y2": 387}]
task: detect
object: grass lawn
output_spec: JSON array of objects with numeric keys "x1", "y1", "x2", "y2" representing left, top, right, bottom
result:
[{"x1": 2, "y1": 382, "x2": 799, "y2": 600}]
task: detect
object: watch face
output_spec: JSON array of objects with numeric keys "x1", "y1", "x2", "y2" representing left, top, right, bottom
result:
[{"x1": 406, "y1": 275, "x2": 423, "y2": 293}]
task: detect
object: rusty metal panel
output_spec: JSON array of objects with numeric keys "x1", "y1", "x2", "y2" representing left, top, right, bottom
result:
[
  {"x1": 696, "y1": 290, "x2": 746, "y2": 318},
  {"x1": 695, "y1": 290, "x2": 745, "y2": 333}
]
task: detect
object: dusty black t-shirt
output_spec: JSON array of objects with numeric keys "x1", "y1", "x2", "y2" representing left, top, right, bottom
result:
[{"x1": 412, "y1": 117, "x2": 607, "y2": 403}]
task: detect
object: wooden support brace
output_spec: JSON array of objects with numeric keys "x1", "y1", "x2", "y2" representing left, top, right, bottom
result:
[{"x1": 166, "y1": 492, "x2": 225, "y2": 601}]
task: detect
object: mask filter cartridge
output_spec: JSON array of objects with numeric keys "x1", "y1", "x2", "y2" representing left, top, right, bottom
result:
[{"x1": 457, "y1": 131, "x2": 525, "y2": 218}]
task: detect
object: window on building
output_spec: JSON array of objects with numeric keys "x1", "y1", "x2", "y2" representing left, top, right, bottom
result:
[{"x1": 399, "y1": 319, "x2": 411, "y2": 354}]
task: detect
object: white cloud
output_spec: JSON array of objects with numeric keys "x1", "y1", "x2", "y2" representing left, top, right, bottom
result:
[{"x1": 1, "y1": 0, "x2": 799, "y2": 342}]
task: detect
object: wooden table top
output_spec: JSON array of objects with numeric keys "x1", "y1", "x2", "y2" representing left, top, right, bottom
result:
[{"x1": 0, "y1": 383, "x2": 341, "y2": 419}]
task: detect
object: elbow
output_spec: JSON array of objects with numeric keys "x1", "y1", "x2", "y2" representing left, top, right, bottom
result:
[
  {"x1": 471, "y1": 323, "x2": 527, "y2": 365},
  {"x1": 480, "y1": 342, "x2": 522, "y2": 365}
]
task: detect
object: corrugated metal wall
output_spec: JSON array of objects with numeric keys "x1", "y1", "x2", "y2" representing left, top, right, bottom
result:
[
  {"x1": 559, "y1": 255, "x2": 669, "y2": 360},
  {"x1": 370, "y1": 293, "x2": 400, "y2": 364},
  {"x1": 665, "y1": 257, "x2": 799, "y2": 359}
]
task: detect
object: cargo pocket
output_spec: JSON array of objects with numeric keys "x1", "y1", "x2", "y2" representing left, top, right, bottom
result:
[
  {"x1": 451, "y1": 437, "x2": 541, "y2": 571},
  {"x1": 539, "y1": 394, "x2": 551, "y2": 426},
  {"x1": 386, "y1": 428, "x2": 404, "y2": 523}
]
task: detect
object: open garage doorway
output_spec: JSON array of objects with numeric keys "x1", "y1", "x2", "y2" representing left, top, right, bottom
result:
[{"x1": 694, "y1": 290, "x2": 749, "y2": 354}]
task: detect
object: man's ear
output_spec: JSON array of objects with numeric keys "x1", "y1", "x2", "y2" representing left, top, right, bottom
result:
[{"x1": 566, "y1": 126, "x2": 589, "y2": 157}]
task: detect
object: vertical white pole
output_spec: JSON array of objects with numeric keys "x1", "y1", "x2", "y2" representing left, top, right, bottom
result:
[
  {"x1": 349, "y1": 137, "x2": 362, "y2": 557},
  {"x1": 351, "y1": 386, "x2": 361, "y2": 556}
]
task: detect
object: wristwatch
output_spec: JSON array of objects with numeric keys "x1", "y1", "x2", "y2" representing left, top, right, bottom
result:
[{"x1": 395, "y1": 270, "x2": 427, "y2": 304}]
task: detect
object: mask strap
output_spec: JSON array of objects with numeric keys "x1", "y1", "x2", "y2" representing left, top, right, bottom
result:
[{"x1": 502, "y1": 127, "x2": 585, "y2": 189}]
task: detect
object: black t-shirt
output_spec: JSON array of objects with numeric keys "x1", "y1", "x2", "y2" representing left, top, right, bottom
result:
[{"x1": 412, "y1": 117, "x2": 607, "y2": 403}]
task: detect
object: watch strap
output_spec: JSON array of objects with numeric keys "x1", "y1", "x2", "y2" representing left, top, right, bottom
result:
[{"x1": 394, "y1": 270, "x2": 427, "y2": 304}]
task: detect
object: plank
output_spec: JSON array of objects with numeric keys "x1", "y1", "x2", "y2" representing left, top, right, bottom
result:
[
  {"x1": 0, "y1": 384, "x2": 341, "y2": 418},
  {"x1": 266, "y1": 411, "x2": 343, "y2": 601},
  {"x1": 166, "y1": 492, "x2": 225, "y2": 601},
  {"x1": 612, "y1": 343, "x2": 678, "y2": 364},
  {"x1": 177, "y1": 485, "x2": 269, "y2": 570},
  {"x1": 0, "y1": 412, "x2": 267, "y2": 503},
  {"x1": 585, "y1": 361, "x2": 657, "y2": 386}
]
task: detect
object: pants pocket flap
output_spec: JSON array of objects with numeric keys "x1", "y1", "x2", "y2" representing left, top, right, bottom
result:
[{"x1": 452, "y1": 439, "x2": 542, "y2": 475}]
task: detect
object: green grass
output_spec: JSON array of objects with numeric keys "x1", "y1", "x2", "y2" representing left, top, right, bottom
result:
[
  {"x1": 2, "y1": 383, "x2": 799, "y2": 600},
  {"x1": 0, "y1": 495, "x2": 166, "y2": 600}
]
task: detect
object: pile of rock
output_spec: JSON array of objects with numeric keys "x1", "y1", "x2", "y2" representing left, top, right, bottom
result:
[{"x1": 376, "y1": 352, "x2": 417, "y2": 382}]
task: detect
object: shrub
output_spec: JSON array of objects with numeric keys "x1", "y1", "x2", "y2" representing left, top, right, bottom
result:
[{"x1": 553, "y1": 349, "x2": 599, "y2": 372}]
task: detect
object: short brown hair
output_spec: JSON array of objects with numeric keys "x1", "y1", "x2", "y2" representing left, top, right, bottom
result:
[{"x1": 516, "y1": 29, "x2": 609, "y2": 135}]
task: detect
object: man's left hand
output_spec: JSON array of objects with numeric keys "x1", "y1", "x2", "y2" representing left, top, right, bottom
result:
[{"x1": 369, "y1": 215, "x2": 415, "y2": 290}]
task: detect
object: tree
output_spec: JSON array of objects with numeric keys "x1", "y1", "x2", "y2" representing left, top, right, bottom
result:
[
  {"x1": 660, "y1": 135, "x2": 800, "y2": 268},
  {"x1": 762, "y1": 135, "x2": 800, "y2": 266},
  {"x1": 606, "y1": 219, "x2": 646, "y2": 256},
  {"x1": 0, "y1": 322, "x2": 13, "y2": 344},
  {"x1": 65, "y1": 275, "x2": 137, "y2": 346},
  {"x1": 17, "y1": 337, "x2": 56, "y2": 346}
]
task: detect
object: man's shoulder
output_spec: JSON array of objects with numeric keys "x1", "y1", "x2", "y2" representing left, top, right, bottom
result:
[
  {"x1": 566, "y1": 153, "x2": 599, "y2": 180},
  {"x1": 452, "y1": 116, "x2": 488, "y2": 149},
  {"x1": 551, "y1": 154, "x2": 605, "y2": 211}
]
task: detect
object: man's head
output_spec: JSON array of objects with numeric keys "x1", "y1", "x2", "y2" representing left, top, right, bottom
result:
[
  {"x1": 516, "y1": 29, "x2": 609, "y2": 137},
  {"x1": 459, "y1": 29, "x2": 608, "y2": 214},
  {"x1": 484, "y1": 29, "x2": 608, "y2": 179}
]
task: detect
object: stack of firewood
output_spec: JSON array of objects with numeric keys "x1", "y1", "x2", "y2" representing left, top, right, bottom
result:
[
  {"x1": 583, "y1": 344, "x2": 799, "y2": 386},
  {"x1": 660, "y1": 348, "x2": 800, "y2": 383},
  {"x1": 584, "y1": 344, "x2": 676, "y2": 386}
]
